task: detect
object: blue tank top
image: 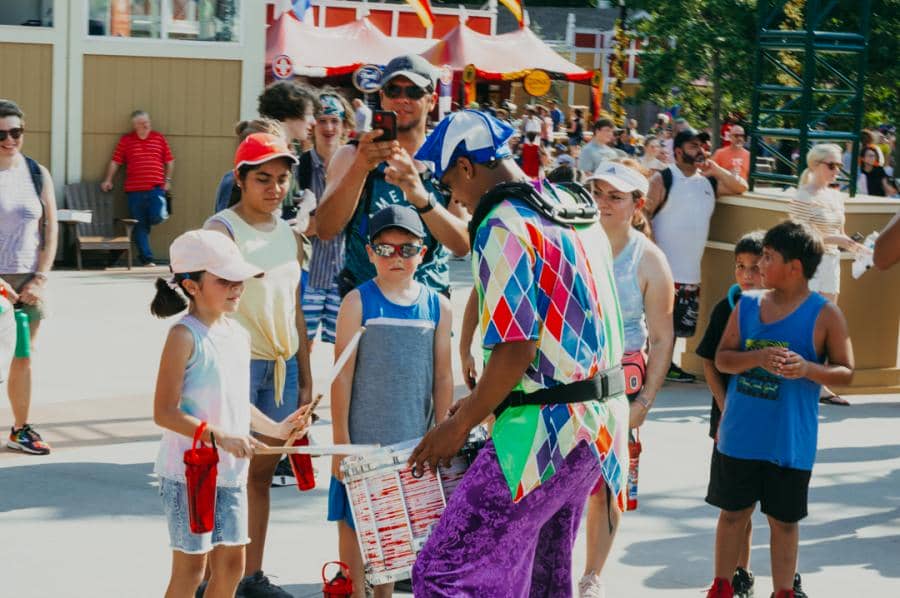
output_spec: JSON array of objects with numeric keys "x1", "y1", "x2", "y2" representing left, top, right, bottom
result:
[
  {"x1": 614, "y1": 231, "x2": 648, "y2": 353},
  {"x1": 717, "y1": 290, "x2": 828, "y2": 470},
  {"x1": 348, "y1": 280, "x2": 442, "y2": 445}
]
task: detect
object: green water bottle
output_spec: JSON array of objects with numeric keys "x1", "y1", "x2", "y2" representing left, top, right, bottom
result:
[{"x1": 14, "y1": 310, "x2": 30, "y2": 358}]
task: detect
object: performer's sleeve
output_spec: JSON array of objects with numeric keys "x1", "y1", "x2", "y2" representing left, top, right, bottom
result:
[{"x1": 474, "y1": 222, "x2": 539, "y2": 348}]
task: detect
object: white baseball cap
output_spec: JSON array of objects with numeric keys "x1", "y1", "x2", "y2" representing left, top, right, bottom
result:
[
  {"x1": 170, "y1": 230, "x2": 264, "y2": 282},
  {"x1": 585, "y1": 161, "x2": 649, "y2": 195}
]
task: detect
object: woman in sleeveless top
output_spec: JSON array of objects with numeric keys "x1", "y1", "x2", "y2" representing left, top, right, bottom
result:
[
  {"x1": 205, "y1": 133, "x2": 313, "y2": 592},
  {"x1": 0, "y1": 99, "x2": 57, "y2": 455},
  {"x1": 579, "y1": 162, "x2": 675, "y2": 596}
]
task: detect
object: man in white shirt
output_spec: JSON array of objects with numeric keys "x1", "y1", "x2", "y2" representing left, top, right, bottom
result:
[{"x1": 643, "y1": 128, "x2": 748, "y2": 382}]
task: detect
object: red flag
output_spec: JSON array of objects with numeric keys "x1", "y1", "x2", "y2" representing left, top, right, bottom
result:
[
  {"x1": 499, "y1": 0, "x2": 524, "y2": 28},
  {"x1": 405, "y1": 0, "x2": 435, "y2": 29}
]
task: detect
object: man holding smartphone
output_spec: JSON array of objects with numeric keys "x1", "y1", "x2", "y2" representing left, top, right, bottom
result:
[{"x1": 316, "y1": 55, "x2": 470, "y2": 298}]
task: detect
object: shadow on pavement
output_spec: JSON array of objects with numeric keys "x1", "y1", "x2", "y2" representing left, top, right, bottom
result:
[{"x1": 619, "y1": 465, "x2": 900, "y2": 590}]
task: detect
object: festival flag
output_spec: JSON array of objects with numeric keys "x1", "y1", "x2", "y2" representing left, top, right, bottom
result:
[
  {"x1": 291, "y1": 0, "x2": 312, "y2": 21},
  {"x1": 405, "y1": 0, "x2": 436, "y2": 29},
  {"x1": 499, "y1": 0, "x2": 524, "y2": 28}
]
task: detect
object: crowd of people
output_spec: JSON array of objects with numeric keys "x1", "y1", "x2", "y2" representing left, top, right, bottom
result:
[{"x1": 2, "y1": 50, "x2": 900, "y2": 598}]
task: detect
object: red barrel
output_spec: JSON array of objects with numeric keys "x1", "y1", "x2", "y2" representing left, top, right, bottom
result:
[
  {"x1": 322, "y1": 561, "x2": 353, "y2": 597},
  {"x1": 627, "y1": 429, "x2": 642, "y2": 511},
  {"x1": 183, "y1": 422, "x2": 219, "y2": 533}
]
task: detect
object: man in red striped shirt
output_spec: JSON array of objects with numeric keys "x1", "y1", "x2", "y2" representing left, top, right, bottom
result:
[{"x1": 101, "y1": 110, "x2": 174, "y2": 266}]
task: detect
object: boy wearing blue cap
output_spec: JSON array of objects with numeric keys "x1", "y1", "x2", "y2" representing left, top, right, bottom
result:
[
  {"x1": 408, "y1": 110, "x2": 628, "y2": 596},
  {"x1": 329, "y1": 205, "x2": 453, "y2": 597}
]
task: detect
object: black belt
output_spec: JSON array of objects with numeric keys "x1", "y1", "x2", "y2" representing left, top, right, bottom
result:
[{"x1": 493, "y1": 366, "x2": 626, "y2": 418}]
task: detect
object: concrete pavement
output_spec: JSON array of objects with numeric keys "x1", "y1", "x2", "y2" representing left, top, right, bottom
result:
[{"x1": 1, "y1": 264, "x2": 898, "y2": 597}]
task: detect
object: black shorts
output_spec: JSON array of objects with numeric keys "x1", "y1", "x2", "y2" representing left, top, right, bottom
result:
[
  {"x1": 673, "y1": 283, "x2": 700, "y2": 338},
  {"x1": 706, "y1": 446, "x2": 812, "y2": 523}
]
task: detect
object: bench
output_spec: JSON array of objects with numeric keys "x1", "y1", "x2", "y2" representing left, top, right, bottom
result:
[{"x1": 63, "y1": 182, "x2": 136, "y2": 270}]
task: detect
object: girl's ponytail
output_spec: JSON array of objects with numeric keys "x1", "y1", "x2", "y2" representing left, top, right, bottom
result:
[{"x1": 151, "y1": 276, "x2": 189, "y2": 318}]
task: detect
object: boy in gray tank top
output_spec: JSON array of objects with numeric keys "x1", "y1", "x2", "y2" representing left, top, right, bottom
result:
[{"x1": 327, "y1": 205, "x2": 453, "y2": 595}]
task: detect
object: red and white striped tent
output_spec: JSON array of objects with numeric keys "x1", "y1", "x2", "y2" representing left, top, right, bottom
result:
[{"x1": 266, "y1": 14, "x2": 436, "y2": 78}]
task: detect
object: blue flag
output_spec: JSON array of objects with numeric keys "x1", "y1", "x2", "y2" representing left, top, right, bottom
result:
[{"x1": 292, "y1": 0, "x2": 311, "y2": 21}]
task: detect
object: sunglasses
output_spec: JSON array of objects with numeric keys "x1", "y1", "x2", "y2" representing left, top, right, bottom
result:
[
  {"x1": 822, "y1": 162, "x2": 841, "y2": 171},
  {"x1": 383, "y1": 84, "x2": 430, "y2": 100},
  {"x1": 433, "y1": 179, "x2": 452, "y2": 200},
  {"x1": 370, "y1": 242, "x2": 424, "y2": 258},
  {"x1": 0, "y1": 127, "x2": 24, "y2": 141}
]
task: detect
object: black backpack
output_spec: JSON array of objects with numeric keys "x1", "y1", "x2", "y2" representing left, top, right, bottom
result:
[
  {"x1": 652, "y1": 166, "x2": 718, "y2": 218},
  {"x1": 23, "y1": 155, "x2": 47, "y2": 248}
]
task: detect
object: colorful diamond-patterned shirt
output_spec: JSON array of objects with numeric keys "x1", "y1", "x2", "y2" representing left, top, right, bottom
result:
[{"x1": 473, "y1": 186, "x2": 628, "y2": 504}]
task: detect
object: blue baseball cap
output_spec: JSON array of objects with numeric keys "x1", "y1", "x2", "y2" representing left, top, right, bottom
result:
[{"x1": 415, "y1": 109, "x2": 514, "y2": 180}]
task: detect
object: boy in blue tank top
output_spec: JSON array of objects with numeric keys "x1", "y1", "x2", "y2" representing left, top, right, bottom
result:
[
  {"x1": 328, "y1": 205, "x2": 453, "y2": 596},
  {"x1": 704, "y1": 221, "x2": 854, "y2": 598}
]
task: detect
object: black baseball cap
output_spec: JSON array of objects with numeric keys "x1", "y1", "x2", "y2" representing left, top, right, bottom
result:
[
  {"x1": 378, "y1": 55, "x2": 437, "y2": 91},
  {"x1": 674, "y1": 127, "x2": 701, "y2": 149},
  {"x1": 369, "y1": 205, "x2": 426, "y2": 241}
]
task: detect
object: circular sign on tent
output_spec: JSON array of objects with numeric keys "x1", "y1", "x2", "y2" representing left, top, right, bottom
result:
[
  {"x1": 353, "y1": 64, "x2": 383, "y2": 93},
  {"x1": 440, "y1": 65, "x2": 453, "y2": 86},
  {"x1": 272, "y1": 54, "x2": 294, "y2": 80},
  {"x1": 592, "y1": 69, "x2": 603, "y2": 88},
  {"x1": 463, "y1": 64, "x2": 477, "y2": 84},
  {"x1": 523, "y1": 70, "x2": 551, "y2": 97}
]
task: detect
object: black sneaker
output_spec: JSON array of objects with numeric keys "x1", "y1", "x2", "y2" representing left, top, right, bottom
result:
[
  {"x1": 395, "y1": 578, "x2": 414, "y2": 592},
  {"x1": 666, "y1": 363, "x2": 697, "y2": 383},
  {"x1": 271, "y1": 457, "x2": 296, "y2": 487},
  {"x1": 732, "y1": 567, "x2": 755, "y2": 597},
  {"x1": 237, "y1": 571, "x2": 292, "y2": 598},
  {"x1": 793, "y1": 573, "x2": 807, "y2": 598}
]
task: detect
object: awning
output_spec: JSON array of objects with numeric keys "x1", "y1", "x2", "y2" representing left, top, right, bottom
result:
[
  {"x1": 421, "y1": 23, "x2": 593, "y2": 82},
  {"x1": 266, "y1": 15, "x2": 436, "y2": 78}
]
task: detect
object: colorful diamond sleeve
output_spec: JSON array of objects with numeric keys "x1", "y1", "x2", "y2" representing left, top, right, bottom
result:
[{"x1": 474, "y1": 220, "x2": 539, "y2": 348}]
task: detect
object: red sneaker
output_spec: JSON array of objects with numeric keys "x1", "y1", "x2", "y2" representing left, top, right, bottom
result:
[{"x1": 706, "y1": 578, "x2": 734, "y2": 598}]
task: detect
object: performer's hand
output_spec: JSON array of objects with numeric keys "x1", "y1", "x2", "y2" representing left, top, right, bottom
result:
[
  {"x1": 461, "y1": 353, "x2": 478, "y2": 390},
  {"x1": 408, "y1": 415, "x2": 469, "y2": 475}
]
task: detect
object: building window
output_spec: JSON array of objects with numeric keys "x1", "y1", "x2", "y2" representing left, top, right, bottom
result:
[
  {"x1": 0, "y1": 0, "x2": 53, "y2": 27},
  {"x1": 87, "y1": 0, "x2": 240, "y2": 42}
]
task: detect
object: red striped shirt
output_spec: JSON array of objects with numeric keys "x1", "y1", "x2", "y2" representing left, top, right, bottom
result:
[{"x1": 112, "y1": 131, "x2": 174, "y2": 192}]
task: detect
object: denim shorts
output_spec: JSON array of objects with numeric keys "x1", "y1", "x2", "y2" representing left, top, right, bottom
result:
[
  {"x1": 249, "y1": 353, "x2": 299, "y2": 423},
  {"x1": 159, "y1": 478, "x2": 249, "y2": 554}
]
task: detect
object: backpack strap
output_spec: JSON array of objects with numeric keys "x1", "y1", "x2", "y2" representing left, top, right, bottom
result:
[
  {"x1": 651, "y1": 166, "x2": 673, "y2": 218},
  {"x1": 24, "y1": 156, "x2": 47, "y2": 250},
  {"x1": 707, "y1": 175, "x2": 718, "y2": 196}
]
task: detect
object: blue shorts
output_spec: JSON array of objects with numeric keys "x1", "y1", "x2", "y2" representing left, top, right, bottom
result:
[
  {"x1": 159, "y1": 478, "x2": 249, "y2": 554},
  {"x1": 249, "y1": 353, "x2": 299, "y2": 423},
  {"x1": 327, "y1": 476, "x2": 355, "y2": 530}
]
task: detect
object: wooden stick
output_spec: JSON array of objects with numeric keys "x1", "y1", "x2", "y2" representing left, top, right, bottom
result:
[
  {"x1": 279, "y1": 326, "x2": 366, "y2": 450},
  {"x1": 254, "y1": 443, "x2": 381, "y2": 456}
]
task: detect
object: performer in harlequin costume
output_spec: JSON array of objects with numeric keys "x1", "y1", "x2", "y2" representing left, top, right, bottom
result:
[{"x1": 407, "y1": 110, "x2": 630, "y2": 596}]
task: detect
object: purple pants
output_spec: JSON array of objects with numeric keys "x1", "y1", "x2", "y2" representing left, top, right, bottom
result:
[{"x1": 412, "y1": 440, "x2": 601, "y2": 597}]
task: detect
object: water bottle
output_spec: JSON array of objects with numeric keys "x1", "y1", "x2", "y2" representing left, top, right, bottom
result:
[
  {"x1": 14, "y1": 310, "x2": 30, "y2": 358},
  {"x1": 627, "y1": 429, "x2": 642, "y2": 511}
]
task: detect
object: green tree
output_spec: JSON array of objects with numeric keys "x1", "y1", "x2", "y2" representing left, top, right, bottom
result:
[{"x1": 633, "y1": 0, "x2": 758, "y2": 145}]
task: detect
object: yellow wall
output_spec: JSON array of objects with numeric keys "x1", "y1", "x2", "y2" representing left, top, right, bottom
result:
[
  {"x1": 0, "y1": 42, "x2": 53, "y2": 170},
  {"x1": 81, "y1": 55, "x2": 242, "y2": 257}
]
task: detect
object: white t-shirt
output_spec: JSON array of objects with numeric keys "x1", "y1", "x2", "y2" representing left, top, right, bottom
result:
[
  {"x1": 579, "y1": 141, "x2": 619, "y2": 174},
  {"x1": 652, "y1": 165, "x2": 717, "y2": 284}
]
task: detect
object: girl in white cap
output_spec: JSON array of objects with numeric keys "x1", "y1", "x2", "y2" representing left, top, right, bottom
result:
[
  {"x1": 579, "y1": 162, "x2": 675, "y2": 597},
  {"x1": 151, "y1": 229, "x2": 309, "y2": 598}
]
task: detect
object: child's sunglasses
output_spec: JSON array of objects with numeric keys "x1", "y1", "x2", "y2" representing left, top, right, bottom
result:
[
  {"x1": 0, "y1": 127, "x2": 24, "y2": 141},
  {"x1": 371, "y1": 242, "x2": 424, "y2": 258},
  {"x1": 382, "y1": 84, "x2": 429, "y2": 100}
]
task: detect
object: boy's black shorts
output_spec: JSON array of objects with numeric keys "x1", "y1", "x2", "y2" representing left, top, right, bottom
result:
[{"x1": 706, "y1": 446, "x2": 812, "y2": 523}]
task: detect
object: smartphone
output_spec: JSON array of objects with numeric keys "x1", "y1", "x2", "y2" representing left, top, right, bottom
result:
[{"x1": 372, "y1": 110, "x2": 397, "y2": 142}]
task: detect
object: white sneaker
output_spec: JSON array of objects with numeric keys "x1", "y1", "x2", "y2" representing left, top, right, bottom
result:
[{"x1": 578, "y1": 573, "x2": 606, "y2": 598}]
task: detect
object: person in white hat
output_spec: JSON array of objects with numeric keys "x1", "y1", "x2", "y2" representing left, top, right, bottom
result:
[
  {"x1": 151, "y1": 229, "x2": 310, "y2": 598},
  {"x1": 579, "y1": 162, "x2": 675, "y2": 597}
]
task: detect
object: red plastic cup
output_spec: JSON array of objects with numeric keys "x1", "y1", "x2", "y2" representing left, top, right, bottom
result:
[
  {"x1": 289, "y1": 434, "x2": 316, "y2": 491},
  {"x1": 183, "y1": 422, "x2": 219, "y2": 533}
]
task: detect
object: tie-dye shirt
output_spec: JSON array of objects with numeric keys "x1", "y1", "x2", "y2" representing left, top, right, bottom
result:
[{"x1": 473, "y1": 184, "x2": 628, "y2": 504}]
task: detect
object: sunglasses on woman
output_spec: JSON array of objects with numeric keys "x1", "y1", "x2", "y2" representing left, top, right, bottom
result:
[
  {"x1": 382, "y1": 84, "x2": 429, "y2": 100},
  {"x1": 370, "y1": 242, "x2": 424, "y2": 258},
  {"x1": 823, "y1": 162, "x2": 841, "y2": 171},
  {"x1": 0, "y1": 127, "x2": 24, "y2": 141}
]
